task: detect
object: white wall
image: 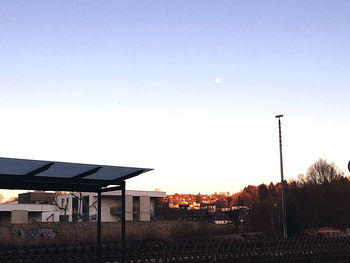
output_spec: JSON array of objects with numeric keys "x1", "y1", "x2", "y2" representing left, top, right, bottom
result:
[
  {"x1": 11, "y1": 210, "x2": 28, "y2": 224},
  {"x1": 140, "y1": 196, "x2": 150, "y2": 221},
  {"x1": 42, "y1": 211, "x2": 60, "y2": 222},
  {"x1": 101, "y1": 196, "x2": 121, "y2": 222}
]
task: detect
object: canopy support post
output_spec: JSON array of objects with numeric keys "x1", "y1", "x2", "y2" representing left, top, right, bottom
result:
[
  {"x1": 97, "y1": 189, "x2": 102, "y2": 262},
  {"x1": 121, "y1": 180, "x2": 126, "y2": 263}
]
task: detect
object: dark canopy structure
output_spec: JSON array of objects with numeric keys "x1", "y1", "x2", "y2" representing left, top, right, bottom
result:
[
  {"x1": 0, "y1": 157, "x2": 152, "y2": 262},
  {"x1": 0, "y1": 157, "x2": 151, "y2": 192}
]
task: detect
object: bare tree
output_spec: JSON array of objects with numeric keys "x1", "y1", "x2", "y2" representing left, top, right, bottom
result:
[{"x1": 299, "y1": 159, "x2": 344, "y2": 185}]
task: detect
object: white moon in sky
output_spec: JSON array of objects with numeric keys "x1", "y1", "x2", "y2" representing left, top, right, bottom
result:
[{"x1": 215, "y1": 77, "x2": 221, "y2": 84}]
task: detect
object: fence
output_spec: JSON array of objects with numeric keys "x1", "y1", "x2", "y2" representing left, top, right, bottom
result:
[
  {"x1": 1, "y1": 236, "x2": 350, "y2": 262},
  {"x1": 0, "y1": 221, "x2": 234, "y2": 245}
]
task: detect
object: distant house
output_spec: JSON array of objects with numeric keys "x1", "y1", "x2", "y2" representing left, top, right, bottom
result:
[
  {"x1": 207, "y1": 204, "x2": 216, "y2": 213},
  {"x1": 231, "y1": 205, "x2": 249, "y2": 210},
  {"x1": 211, "y1": 211, "x2": 232, "y2": 224},
  {"x1": 178, "y1": 209, "x2": 210, "y2": 222},
  {"x1": 304, "y1": 227, "x2": 347, "y2": 238},
  {"x1": 179, "y1": 204, "x2": 190, "y2": 210},
  {"x1": 225, "y1": 206, "x2": 250, "y2": 231}
]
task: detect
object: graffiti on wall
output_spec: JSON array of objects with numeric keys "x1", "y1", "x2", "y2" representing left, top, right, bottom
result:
[{"x1": 18, "y1": 227, "x2": 58, "y2": 240}]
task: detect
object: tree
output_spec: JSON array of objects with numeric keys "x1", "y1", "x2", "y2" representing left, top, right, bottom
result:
[
  {"x1": 286, "y1": 159, "x2": 350, "y2": 231},
  {"x1": 258, "y1": 184, "x2": 269, "y2": 202},
  {"x1": 226, "y1": 196, "x2": 233, "y2": 207},
  {"x1": 299, "y1": 158, "x2": 344, "y2": 185}
]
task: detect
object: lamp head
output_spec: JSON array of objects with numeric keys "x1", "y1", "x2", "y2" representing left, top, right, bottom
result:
[{"x1": 275, "y1": 114, "x2": 283, "y2": 118}]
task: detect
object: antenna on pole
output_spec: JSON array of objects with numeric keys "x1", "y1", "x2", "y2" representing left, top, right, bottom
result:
[{"x1": 275, "y1": 114, "x2": 287, "y2": 239}]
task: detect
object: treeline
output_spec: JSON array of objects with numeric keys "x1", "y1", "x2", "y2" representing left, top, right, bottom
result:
[
  {"x1": 160, "y1": 158, "x2": 350, "y2": 235},
  {"x1": 237, "y1": 159, "x2": 350, "y2": 236}
]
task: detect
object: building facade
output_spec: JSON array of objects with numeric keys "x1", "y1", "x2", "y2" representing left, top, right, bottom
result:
[
  {"x1": 56, "y1": 190, "x2": 165, "y2": 222},
  {"x1": 0, "y1": 190, "x2": 166, "y2": 224}
]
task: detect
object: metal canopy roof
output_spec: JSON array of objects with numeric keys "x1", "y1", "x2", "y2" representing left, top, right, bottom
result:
[{"x1": 0, "y1": 157, "x2": 152, "y2": 192}]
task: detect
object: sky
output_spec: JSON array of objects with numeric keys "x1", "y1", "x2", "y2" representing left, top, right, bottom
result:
[{"x1": 1, "y1": 1, "x2": 350, "y2": 200}]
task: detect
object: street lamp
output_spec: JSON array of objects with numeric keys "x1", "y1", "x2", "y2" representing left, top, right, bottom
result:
[{"x1": 275, "y1": 114, "x2": 287, "y2": 239}]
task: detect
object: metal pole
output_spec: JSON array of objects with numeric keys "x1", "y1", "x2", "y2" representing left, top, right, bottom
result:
[
  {"x1": 275, "y1": 114, "x2": 287, "y2": 239},
  {"x1": 121, "y1": 180, "x2": 126, "y2": 263},
  {"x1": 97, "y1": 190, "x2": 102, "y2": 262}
]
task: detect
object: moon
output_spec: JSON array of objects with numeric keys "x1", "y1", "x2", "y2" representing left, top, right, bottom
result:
[{"x1": 215, "y1": 77, "x2": 221, "y2": 84}]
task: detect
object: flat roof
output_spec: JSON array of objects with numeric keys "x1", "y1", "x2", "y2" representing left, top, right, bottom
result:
[
  {"x1": 0, "y1": 157, "x2": 152, "y2": 192},
  {"x1": 58, "y1": 190, "x2": 166, "y2": 198}
]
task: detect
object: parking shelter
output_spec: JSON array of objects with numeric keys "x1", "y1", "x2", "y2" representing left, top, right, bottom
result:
[{"x1": 0, "y1": 157, "x2": 152, "y2": 262}]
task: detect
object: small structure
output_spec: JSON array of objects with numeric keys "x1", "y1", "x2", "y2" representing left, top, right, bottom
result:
[
  {"x1": 225, "y1": 206, "x2": 250, "y2": 231},
  {"x1": 207, "y1": 204, "x2": 216, "y2": 213},
  {"x1": 179, "y1": 204, "x2": 190, "y2": 210},
  {"x1": 211, "y1": 210, "x2": 232, "y2": 224}
]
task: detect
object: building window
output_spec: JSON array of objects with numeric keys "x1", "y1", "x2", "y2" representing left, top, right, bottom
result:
[
  {"x1": 72, "y1": 197, "x2": 79, "y2": 222},
  {"x1": 82, "y1": 195, "x2": 89, "y2": 221},
  {"x1": 133, "y1": 196, "x2": 140, "y2": 221}
]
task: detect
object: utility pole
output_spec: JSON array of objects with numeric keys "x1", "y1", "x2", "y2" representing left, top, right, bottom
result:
[{"x1": 275, "y1": 114, "x2": 287, "y2": 239}]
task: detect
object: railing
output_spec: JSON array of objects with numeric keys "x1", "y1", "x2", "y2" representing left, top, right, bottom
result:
[{"x1": 2, "y1": 236, "x2": 350, "y2": 262}]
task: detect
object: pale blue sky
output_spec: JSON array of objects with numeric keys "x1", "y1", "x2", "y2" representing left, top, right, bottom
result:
[{"x1": 1, "y1": 1, "x2": 350, "y2": 199}]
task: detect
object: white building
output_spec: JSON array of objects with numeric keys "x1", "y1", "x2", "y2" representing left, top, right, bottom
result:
[
  {"x1": 56, "y1": 190, "x2": 166, "y2": 222},
  {"x1": 0, "y1": 190, "x2": 166, "y2": 224}
]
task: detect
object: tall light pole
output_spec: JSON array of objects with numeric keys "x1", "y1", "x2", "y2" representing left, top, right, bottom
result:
[{"x1": 275, "y1": 114, "x2": 287, "y2": 239}]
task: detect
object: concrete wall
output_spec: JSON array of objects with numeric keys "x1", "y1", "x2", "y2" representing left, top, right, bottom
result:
[
  {"x1": 101, "y1": 197, "x2": 120, "y2": 222},
  {"x1": 11, "y1": 211, "x2": 28, "y2": 224},
  {"x1": 125, "y1": 195, "x2": 133, "y2": 221},
  {"x1": 42, "y1": 211, "x2": 60, "y2": 222},
  {"x1": 0, "y1": 221, "x2": 234, "y2": 246},
  {"x1": 140, "y1": 196, "x2": 150, "y2": 221}
]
